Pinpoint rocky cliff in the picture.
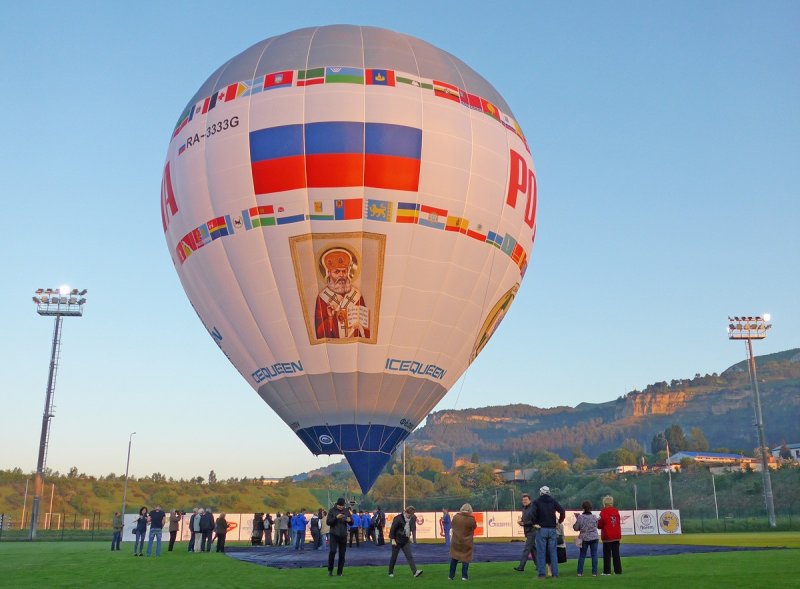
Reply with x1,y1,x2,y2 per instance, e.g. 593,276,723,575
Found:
411,349,800,464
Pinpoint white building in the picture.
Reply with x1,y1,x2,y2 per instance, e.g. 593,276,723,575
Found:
772,443,800,462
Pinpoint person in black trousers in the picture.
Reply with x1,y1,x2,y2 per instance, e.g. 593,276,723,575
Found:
388,506,423,577
326,498,352,576
514,493,537,572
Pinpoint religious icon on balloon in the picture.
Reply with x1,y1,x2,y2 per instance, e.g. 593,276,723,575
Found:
290,232,385,345
471,284,519,362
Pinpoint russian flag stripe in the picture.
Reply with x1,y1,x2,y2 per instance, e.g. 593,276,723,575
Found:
306,122,364,155
364,155,420,191
251,156,306,194
306,154,364,187
365,123,422,159
250,125,304,161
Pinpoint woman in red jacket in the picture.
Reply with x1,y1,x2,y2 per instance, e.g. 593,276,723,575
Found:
597,495,622,575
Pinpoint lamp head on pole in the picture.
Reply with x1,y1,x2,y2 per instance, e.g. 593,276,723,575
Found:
727,314,772,340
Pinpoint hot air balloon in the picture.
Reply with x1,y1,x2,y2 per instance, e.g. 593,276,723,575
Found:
162,25,537,493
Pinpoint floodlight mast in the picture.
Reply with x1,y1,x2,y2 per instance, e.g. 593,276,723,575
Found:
29,288,87,539
727,315,776,528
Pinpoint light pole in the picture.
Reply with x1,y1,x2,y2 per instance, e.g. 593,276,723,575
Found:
711,473,719,520
122,432,136,516
402,441,406,510
728,314,776,528
30,286,87,539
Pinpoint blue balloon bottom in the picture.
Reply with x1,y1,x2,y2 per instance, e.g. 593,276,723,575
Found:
296,424,411,493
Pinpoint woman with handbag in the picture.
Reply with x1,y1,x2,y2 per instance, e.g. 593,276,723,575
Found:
573,500,599,576
133,506,148,556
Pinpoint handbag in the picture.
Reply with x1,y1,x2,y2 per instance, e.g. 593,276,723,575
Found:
575,536,582,548
557,546,567,564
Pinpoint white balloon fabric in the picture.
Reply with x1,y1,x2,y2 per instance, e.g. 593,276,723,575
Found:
162,25,537,492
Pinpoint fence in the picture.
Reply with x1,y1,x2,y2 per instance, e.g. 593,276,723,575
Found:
0,511,108,541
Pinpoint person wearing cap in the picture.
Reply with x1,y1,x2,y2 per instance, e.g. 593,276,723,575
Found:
532,486,566,579
314,247,371,339
326,498,352,576
388,506,423,578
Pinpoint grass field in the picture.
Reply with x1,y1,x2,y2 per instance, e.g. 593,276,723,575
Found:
1,535,798,589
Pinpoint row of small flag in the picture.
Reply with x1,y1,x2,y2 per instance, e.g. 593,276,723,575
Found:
171,66,528,149
175,197,528,274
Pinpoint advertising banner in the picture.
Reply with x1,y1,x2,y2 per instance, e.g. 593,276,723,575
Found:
619,510,635,536
656,510,682,534
119,508,680,542
633,510,659,535
485,511,514,538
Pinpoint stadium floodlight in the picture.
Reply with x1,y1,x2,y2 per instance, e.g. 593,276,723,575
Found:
727,313,776,528
29,287,88,539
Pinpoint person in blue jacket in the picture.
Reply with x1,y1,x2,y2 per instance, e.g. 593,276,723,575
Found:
360,510,370,543
440,508,452,545
349,510,361,547
293,509,308,550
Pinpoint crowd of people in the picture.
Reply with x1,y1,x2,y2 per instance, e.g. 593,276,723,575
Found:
111,488,623,579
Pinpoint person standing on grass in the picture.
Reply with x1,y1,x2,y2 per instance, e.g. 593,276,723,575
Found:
201,508,215,552
573,501,599,577
146,505,166,557
310,509,321,549
532,486,566,579
293,509,308,550
215,512,229,553
168,509,181,551
280,512,291,546
374,506,386,545
264,513,274,546
388,506,424,578
348,509,361,547
326,498,352,576
597,495,623,575
111,512,123,551
439,508,451,546
320,509,330,548
448,503,477,581
133,506,148,556
193,508,204,552
514,493,537,572
273,512,282,545
187,508,199,552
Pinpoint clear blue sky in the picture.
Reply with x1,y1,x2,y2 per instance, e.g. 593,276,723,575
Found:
1,1,797,481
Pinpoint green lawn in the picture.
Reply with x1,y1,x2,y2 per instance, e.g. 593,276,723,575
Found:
0,538,798,589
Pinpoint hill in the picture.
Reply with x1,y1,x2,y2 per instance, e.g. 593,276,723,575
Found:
410,349,800,466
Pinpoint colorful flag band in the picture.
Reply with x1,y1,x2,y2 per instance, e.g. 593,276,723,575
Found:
174,196,529,277
172,66,528,150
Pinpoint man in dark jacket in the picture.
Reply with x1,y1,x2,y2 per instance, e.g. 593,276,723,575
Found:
532,486,566,579
514,493,537,572
200,508,214,552
310,509,321,549
215,513,228,553
187,508,198,552
374,506,386,545
326,498,352,576
388,506,423,577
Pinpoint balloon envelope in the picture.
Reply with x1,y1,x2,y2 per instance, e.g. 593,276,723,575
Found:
162,25,537,492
